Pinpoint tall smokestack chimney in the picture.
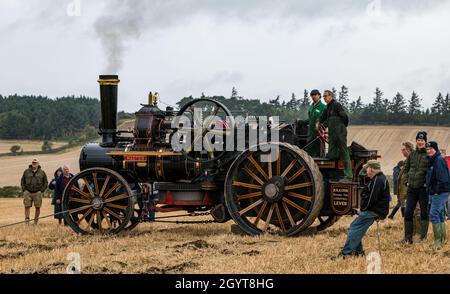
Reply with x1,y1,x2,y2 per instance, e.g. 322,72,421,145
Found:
98,75,120,144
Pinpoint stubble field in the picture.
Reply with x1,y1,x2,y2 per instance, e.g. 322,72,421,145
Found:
0,198,449,274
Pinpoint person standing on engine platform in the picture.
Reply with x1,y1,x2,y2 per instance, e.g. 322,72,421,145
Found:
402,131,429,244
320,90,353,180
300,89,326,158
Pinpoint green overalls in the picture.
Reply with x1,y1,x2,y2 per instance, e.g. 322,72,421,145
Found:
321,100,353,179
303,100,326,158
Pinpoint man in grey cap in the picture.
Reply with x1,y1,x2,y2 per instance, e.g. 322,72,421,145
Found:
21,158,48,225
335,160,390,258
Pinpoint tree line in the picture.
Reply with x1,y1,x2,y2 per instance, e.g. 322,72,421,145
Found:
178,86,450,126
1,85,448,141
0,95,101,140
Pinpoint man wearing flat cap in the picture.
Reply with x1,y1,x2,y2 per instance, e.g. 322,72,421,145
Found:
425,141,449,250
402,131,429,244
21,158,48,225
336,160,390,258
320,90,353,180
300,89,326,158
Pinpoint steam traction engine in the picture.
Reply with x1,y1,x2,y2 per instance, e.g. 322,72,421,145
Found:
62,75,378,236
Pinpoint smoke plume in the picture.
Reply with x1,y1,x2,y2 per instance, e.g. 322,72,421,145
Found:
94,1,147,73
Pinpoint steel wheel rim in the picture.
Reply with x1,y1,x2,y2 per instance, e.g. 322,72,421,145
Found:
225,144,318,236
62,168,134,235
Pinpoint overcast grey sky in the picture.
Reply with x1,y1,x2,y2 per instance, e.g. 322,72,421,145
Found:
1,0,450,112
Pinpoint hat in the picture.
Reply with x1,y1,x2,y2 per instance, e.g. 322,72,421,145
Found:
426,141,438,151
362,160,381,172
310,89,321,96
31,158,39,164
416,131,427,142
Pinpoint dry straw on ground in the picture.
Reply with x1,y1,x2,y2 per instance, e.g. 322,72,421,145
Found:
0,198,449,274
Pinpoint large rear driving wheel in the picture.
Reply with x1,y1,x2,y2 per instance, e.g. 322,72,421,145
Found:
225,143,324,236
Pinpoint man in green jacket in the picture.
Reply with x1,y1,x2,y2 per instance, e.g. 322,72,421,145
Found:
301,89,326,158
21,158,48,225
320,90,353,180
402,131,429,243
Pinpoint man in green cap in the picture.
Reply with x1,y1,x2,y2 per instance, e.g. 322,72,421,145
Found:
320,90,353,180
301,89,326,158
336,160,390,258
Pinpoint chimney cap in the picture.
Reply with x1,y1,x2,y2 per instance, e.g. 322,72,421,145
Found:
99,75,119,80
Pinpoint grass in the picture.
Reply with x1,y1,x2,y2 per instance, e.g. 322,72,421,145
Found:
0,198,449,274
0,140,68,154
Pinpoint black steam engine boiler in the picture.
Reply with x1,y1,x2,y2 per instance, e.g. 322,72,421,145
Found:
62,75,378,236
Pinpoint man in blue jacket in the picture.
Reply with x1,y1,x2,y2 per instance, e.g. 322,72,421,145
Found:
336,160,390,258
426,142,450,250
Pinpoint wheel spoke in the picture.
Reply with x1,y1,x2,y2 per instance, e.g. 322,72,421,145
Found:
93,173,99,195
285,182,313,191
103,182,122,199
281,160,297,178
276,150,281,176
103,193,130,204
190,106,203,128
232,181,262,190
203,137,215,159
263,204,275,231
248,155,269,180
69,198,90,204
76,208,93,225
239,199,264,216
288,167,305,183
105,203,128,210
283,197,309,215
82,177,96,198
238,191,263,200
243,166,265,185
103,207,124,221
68,204,92,215
97,211,103,232
71,186,90,199
274,203,286,233
99,175,111,197
253,201,268,227
85,213,95,232
187,133,203,153
282,201,296,227
287,192,312,202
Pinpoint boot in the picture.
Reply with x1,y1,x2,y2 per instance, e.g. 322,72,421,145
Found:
401,207,405,218
419,220,429,241
403,221,414,244
441,222,447,245
432,223,442,251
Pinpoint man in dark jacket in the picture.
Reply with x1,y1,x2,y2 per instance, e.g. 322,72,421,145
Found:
320,90,352,180
337,160,390,257
21,158,48,225
426,142,450,250
403,131,429,243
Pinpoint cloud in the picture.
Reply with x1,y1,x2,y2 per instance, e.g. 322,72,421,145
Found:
1,0,450,111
